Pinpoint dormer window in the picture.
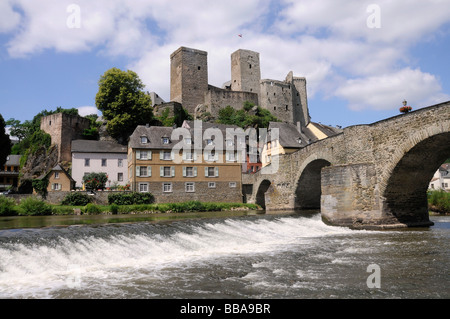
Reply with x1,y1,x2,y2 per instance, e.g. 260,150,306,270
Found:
140,136,148,144
162,137,170,144
206,139,213,145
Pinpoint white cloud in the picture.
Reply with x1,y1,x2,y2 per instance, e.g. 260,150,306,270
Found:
2,0,450,114
0,0,21,33
335,68,450,111
77,106,99,117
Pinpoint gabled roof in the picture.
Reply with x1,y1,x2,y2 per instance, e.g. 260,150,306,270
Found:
37,164,75,182
71,140,127,153
128,125,181,150
267,121,342,149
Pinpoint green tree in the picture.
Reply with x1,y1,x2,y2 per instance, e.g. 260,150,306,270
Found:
95,68,153,141
216,102,278,129
0,114,11,168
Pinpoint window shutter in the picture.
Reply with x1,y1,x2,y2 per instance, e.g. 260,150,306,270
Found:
182,151,186,161
193,167,197,177
215,152,219,161
136,150,141,160
171,166,175,177
136,166,140,177
147,166,152,177
226,152,229,161
160,151,163,160
215,167,219,177
160,166,164,177
148,151,152,160
183,167,186,177
194,151,198,161
205,167,208,177
171,151,175,160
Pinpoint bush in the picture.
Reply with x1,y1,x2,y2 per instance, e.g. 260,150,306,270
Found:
84,203,102,215
108,192,155,205
428,190,450,214
0,196,18,216
110,203,119,215
62,192,92,206
19,197,52,216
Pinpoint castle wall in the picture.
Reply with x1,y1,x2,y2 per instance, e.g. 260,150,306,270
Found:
205,85,259,118
260,79,294,123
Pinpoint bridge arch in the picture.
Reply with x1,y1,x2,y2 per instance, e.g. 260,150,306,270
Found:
381,130,450,225
255,179,272,209
294,159,332,209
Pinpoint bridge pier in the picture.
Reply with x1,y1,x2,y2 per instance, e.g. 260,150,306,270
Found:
321,163,433,229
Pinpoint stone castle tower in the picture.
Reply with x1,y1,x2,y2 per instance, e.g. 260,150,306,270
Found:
168,46,310,127
40,113,90,163
170,47,208,115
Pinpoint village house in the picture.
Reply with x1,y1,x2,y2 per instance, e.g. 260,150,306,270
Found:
127,122,243,203
0,155,21,192
37,164,75,192
71,139,128,189
429,163,450,191
261,121,342,167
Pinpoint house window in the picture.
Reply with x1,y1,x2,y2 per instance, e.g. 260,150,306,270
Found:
54,172,59,179
138,150,151,160
52,183,61,191
118,172,123,182
206,167,218,177
163,182,172,193
185,167,194,177
208,182,216,188
84,158,90,167
140,136,148,144
206,139,213,145
185,137,192,145
118,159,123,167
184,151,193,161
140,166,148,177
102,158,107,167
162,137,170,144
161,166,174,177
229,182,237,188
185,182,195,192
207,151,216,161
163,151,171,160
139,183,149,193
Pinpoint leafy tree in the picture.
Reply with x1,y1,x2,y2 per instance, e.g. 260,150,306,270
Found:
0,114,11,168
95,68,153,141
216,102,278,129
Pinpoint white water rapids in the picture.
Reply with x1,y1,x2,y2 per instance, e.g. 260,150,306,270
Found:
0,213,448,298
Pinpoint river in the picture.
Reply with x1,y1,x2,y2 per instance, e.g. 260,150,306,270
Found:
0,211,448,299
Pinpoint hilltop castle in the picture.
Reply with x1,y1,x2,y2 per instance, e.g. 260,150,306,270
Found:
154,47,310,127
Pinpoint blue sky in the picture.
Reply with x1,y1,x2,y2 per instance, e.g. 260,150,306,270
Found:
1,0,449,130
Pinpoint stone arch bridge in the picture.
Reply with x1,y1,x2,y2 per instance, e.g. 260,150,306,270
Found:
242,101,450,229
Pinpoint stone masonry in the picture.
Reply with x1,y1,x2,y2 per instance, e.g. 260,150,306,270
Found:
243,101,450,229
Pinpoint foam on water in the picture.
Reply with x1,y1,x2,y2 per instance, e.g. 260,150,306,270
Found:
0,214,358,297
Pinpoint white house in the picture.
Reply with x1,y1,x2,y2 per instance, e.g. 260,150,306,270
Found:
71,140,128,189
429,163,450,191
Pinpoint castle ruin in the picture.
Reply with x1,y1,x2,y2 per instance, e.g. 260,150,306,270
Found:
155,46,310,127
